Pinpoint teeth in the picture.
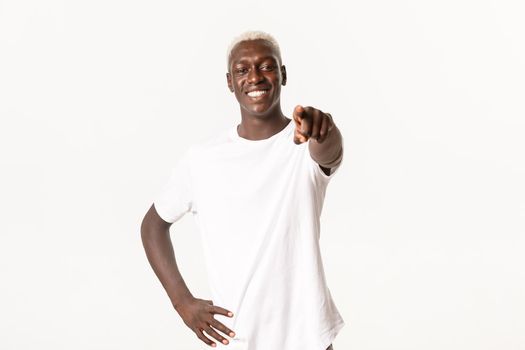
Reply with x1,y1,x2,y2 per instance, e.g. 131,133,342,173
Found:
247,90,268,97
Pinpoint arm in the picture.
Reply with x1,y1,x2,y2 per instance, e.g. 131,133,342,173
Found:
309,119,343,174
140,204,236,347
140,204,193,310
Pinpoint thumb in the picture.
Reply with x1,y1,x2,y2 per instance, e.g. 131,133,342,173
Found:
293,105,305,123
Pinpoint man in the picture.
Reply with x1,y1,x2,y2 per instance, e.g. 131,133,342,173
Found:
141,31,345,350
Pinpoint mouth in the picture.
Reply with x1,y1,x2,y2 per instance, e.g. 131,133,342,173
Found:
245,89,270,98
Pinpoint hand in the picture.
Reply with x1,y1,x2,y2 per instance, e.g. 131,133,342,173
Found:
292,105,334,144
175,296,236,347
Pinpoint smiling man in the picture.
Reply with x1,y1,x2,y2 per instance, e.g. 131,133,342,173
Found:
141,31,345,350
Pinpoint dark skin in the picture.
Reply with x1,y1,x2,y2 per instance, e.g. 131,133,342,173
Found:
141,206,235,347
141,39,342,348
226,39,343,174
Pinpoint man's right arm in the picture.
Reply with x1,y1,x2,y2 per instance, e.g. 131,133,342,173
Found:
140,203,193,309
140,204,236,347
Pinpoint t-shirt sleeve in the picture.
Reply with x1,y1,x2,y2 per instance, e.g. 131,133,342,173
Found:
153,149,194,224
305,137,344,186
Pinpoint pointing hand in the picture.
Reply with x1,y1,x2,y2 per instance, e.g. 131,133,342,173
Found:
292,105,334,144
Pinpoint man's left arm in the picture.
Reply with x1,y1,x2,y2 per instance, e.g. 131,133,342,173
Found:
292,105,343,176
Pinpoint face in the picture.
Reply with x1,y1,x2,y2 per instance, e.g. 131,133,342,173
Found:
226,39,287,117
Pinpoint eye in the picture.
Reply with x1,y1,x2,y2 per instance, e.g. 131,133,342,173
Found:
260,64,275,71
235,67,248,75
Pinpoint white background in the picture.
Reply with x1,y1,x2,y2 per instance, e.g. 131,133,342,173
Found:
1,0,524,349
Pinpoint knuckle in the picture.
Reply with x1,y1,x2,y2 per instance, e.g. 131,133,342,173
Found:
213,321,225,330
218,324,228,332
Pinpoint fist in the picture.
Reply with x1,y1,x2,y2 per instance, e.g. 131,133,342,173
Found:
292,105,334,144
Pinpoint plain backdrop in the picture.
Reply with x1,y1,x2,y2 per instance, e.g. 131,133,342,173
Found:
1,0,524,349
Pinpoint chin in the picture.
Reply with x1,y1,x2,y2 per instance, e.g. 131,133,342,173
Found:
243,105,273,117
241,99,280,117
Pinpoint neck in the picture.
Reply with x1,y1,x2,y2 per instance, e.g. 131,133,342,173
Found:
237,104,290,141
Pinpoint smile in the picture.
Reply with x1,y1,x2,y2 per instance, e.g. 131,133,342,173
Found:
246,90,269,98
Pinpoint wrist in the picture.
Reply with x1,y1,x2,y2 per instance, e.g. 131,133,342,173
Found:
172,291,194,312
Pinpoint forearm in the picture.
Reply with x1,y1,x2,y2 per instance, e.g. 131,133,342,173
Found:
308,123,343,168
141,210,193,310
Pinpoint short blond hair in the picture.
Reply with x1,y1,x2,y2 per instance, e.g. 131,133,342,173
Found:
226,30,282,70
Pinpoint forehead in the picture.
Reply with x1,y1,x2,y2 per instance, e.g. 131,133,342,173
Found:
229,39,280,65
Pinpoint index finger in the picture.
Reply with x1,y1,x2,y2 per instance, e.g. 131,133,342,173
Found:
209,304,234,318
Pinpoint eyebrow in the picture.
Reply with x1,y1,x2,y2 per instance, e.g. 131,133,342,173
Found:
233,56,277,65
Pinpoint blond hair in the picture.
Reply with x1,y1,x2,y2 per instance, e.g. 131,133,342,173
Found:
226,30,282,70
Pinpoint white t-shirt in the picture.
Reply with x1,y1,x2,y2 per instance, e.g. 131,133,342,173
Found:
154,119,345,350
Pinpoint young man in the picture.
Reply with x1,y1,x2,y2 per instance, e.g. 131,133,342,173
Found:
141,31,345,350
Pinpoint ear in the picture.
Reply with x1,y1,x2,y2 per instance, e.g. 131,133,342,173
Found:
281,65,287,86
226,72,234,92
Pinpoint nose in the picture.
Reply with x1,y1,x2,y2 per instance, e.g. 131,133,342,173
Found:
247,67,263,84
